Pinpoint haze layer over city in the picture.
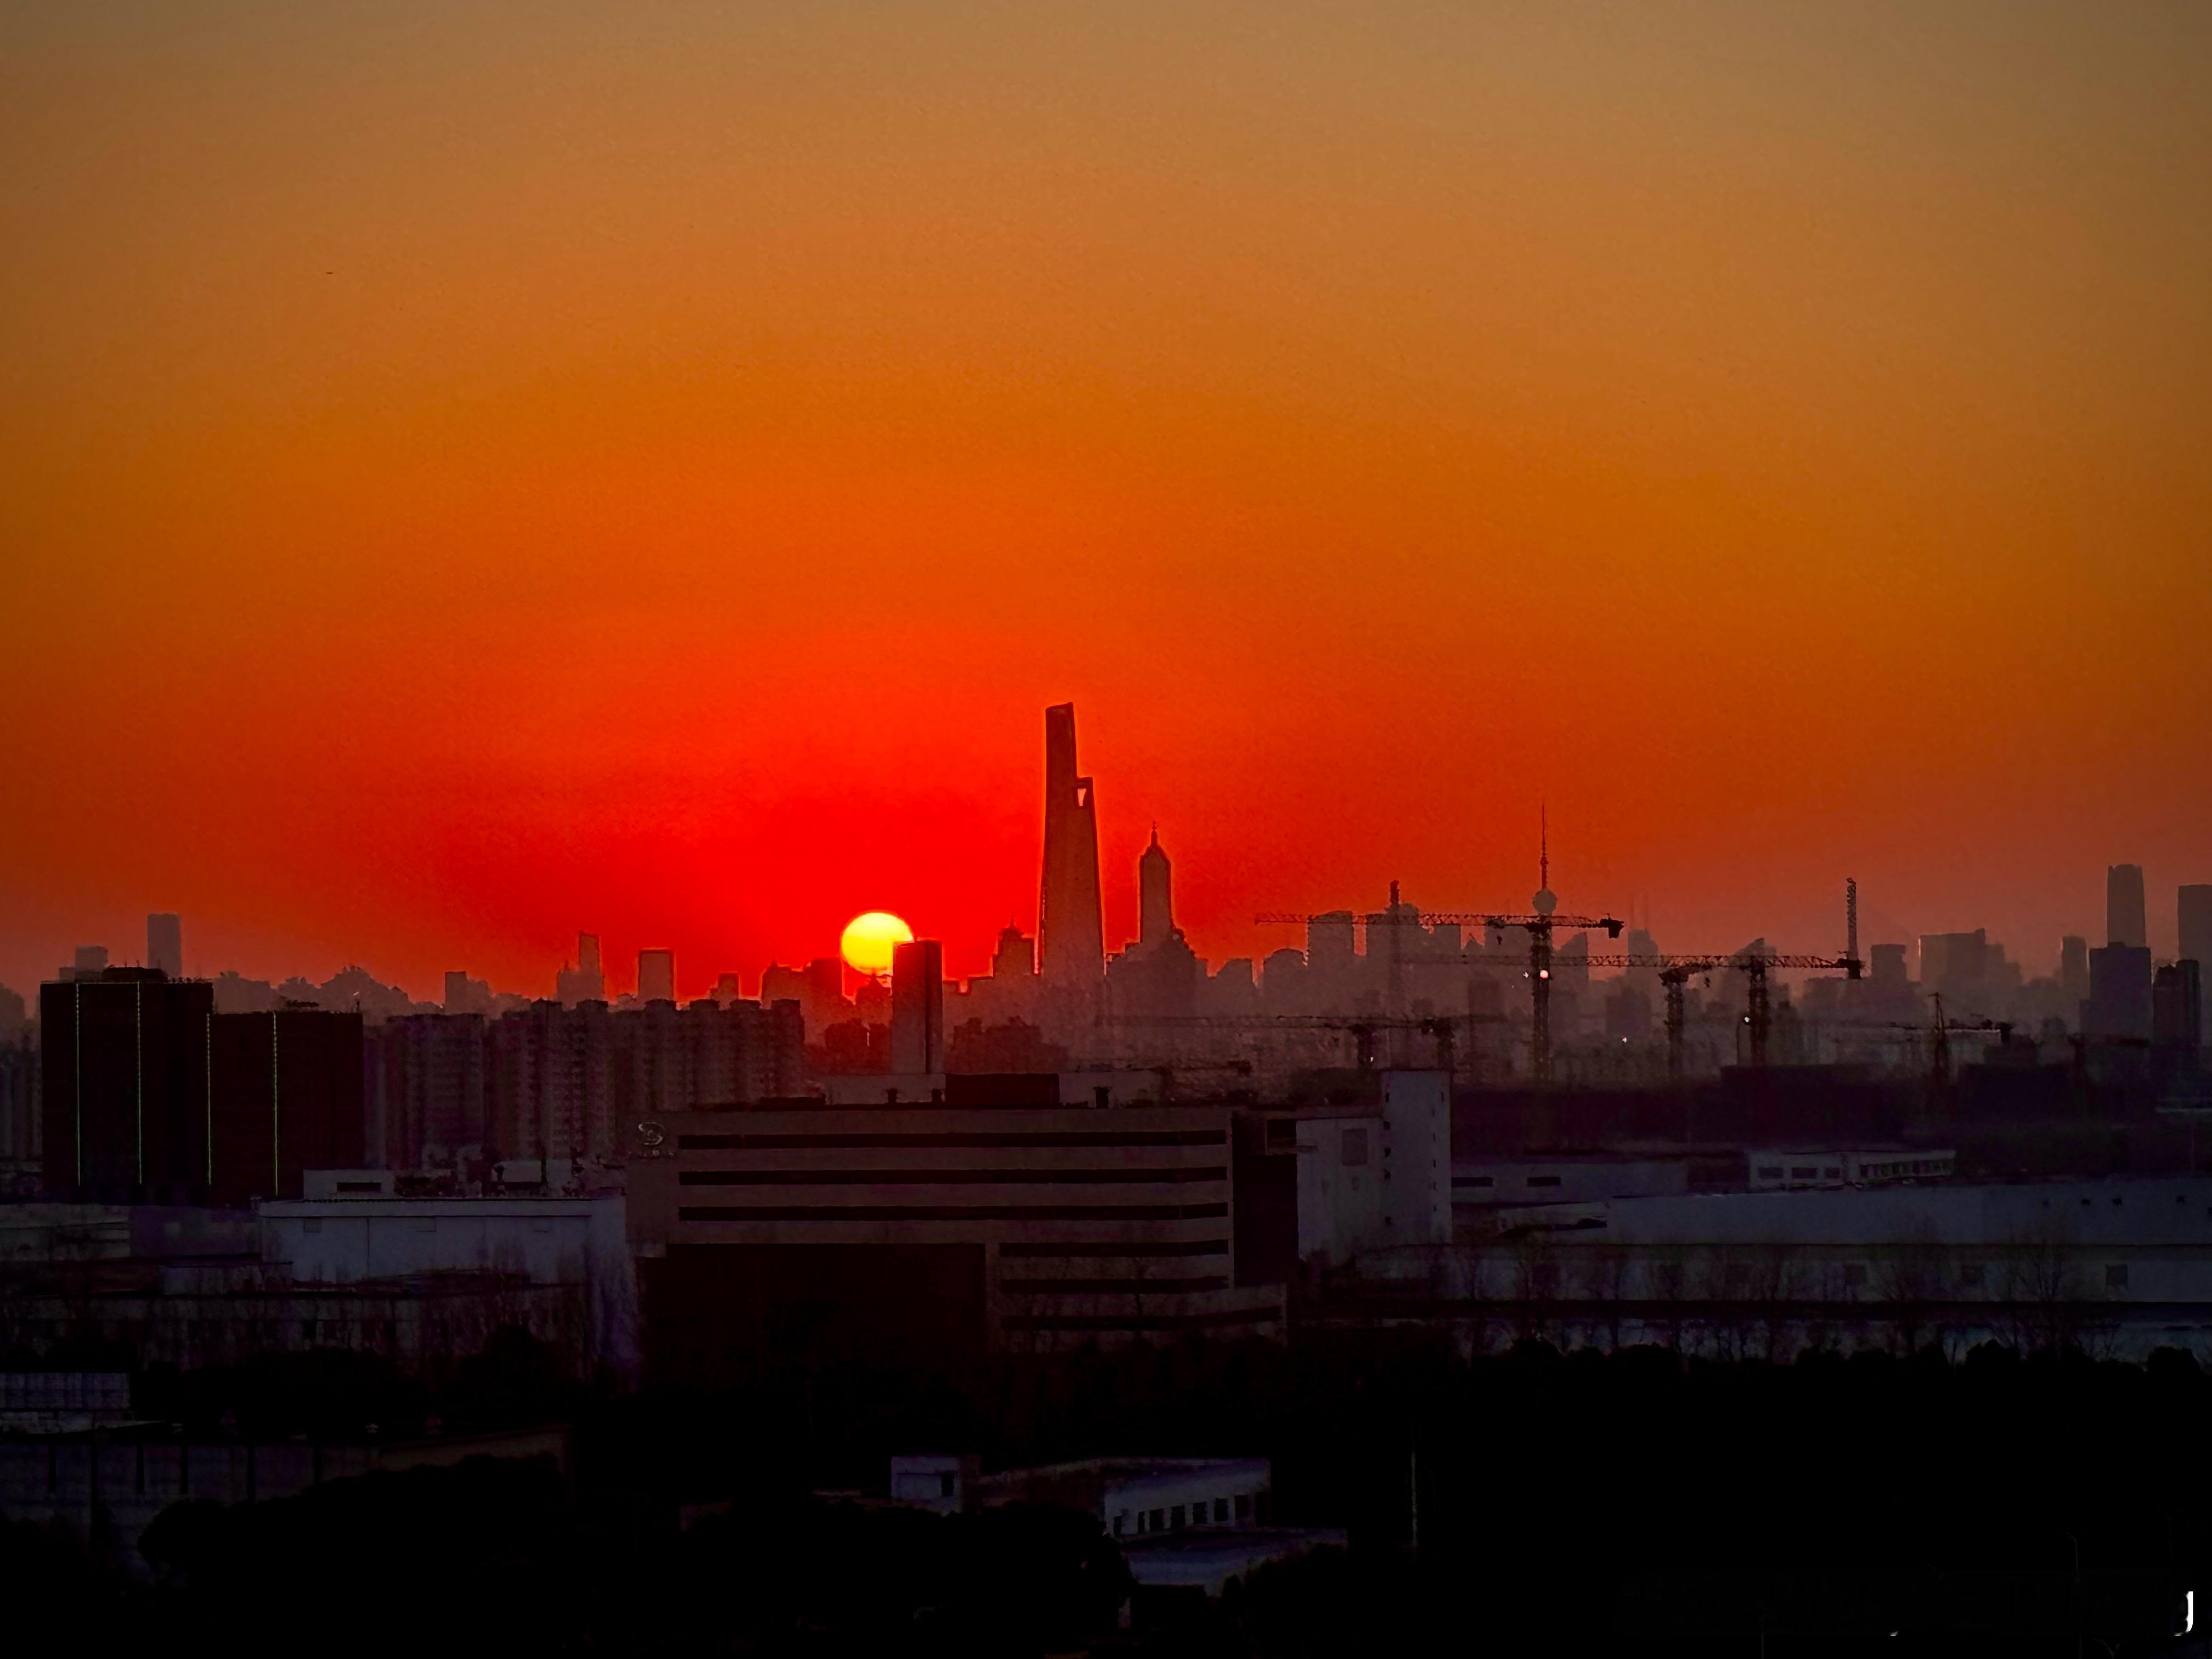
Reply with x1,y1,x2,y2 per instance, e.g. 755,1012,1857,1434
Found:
5,5,2209,1005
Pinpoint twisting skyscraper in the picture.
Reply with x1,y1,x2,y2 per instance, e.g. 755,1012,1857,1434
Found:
1037,703,1104,996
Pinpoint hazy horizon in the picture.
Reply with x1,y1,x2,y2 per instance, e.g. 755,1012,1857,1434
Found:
5,3,2208,1001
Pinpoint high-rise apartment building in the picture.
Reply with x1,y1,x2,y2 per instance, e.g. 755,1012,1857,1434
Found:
368,1013,489,1168
40,970,363,1204
639,949,676,1005
207,1007,365,1204
373,997,804,1172
40,969,214,1201
2181,885,2212,1033
2153,962,2204,1054
146,913,183,978
1037,703,1104,994
2108,864,2148,948
1918,930,1990,1004
556,931,607,1006
2059,936,2091,1008
890,939,946,1075
443,970,493,1015
2182,886,2212,966
2085,944,2153,1042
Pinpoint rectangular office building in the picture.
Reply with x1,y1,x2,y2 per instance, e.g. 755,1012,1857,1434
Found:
628,1093,1283,1375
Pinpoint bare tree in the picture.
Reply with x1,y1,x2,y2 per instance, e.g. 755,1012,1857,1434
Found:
1575,1246,1632,1353
1873,1220,1950,1356
1747,1240,1803,1363
1996,1212,2091,1355
1645,1251,1691,1353
1692,1245,1752,1362
1508,1230,1561,1346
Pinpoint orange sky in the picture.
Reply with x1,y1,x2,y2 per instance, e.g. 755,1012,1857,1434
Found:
4,2,2209,1001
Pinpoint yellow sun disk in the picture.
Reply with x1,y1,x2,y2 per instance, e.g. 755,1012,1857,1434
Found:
840,911,913,977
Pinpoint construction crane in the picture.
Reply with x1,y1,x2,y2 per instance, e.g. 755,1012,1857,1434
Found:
1458,949,1863,1079
1259,904,1627,1086
1917,994,2013,1090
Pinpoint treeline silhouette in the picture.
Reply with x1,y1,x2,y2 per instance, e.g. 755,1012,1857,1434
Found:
5,1330,2206,1653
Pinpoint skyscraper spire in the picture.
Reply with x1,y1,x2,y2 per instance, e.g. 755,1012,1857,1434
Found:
1139,825,1173,949
1533,801,1556,915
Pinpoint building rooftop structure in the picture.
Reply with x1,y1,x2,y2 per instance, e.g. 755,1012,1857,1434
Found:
1121,1526,1349,1601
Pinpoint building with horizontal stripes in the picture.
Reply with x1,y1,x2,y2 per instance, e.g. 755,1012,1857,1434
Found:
627,1087,1284,1370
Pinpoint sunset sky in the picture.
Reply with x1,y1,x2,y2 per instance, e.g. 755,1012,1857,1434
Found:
4,2,2209,1002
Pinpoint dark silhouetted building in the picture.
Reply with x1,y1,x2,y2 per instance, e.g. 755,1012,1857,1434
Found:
2108,863,2147,948
146,913,182,978
1139,826,1173,947
1918,930,1989,1005
491,998,613,1168
208,1007,366,1204
368,1012,488,1169
994,924,1036,981
556,931,606,1006
1038,702,1104,1000
2060,935,2091,1010
40,969,215,1201
443,969,493,1015
2154,961,2203,1054
1110,830,1203,1021
639,949,676,1005
2085,944,2153,1042
0,1029,35,1171
373,997,804,1171
627,1092,1281,1377
890,939,946,1075
2182,886,2212,1034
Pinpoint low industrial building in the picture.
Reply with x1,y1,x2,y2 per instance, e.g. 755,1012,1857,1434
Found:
1745,1147,1957,1190
1453,1154,1691,1217
627,1084,1285,1370
0,1189,633,1378
1122,1526,1350,1601
1324,1175,2212,1361
969,1455,1273,1541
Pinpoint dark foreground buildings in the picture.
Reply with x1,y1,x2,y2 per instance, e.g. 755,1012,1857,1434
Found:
39,969,362,1204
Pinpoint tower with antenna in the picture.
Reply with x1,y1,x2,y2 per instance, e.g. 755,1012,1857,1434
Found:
1532,803,1555,916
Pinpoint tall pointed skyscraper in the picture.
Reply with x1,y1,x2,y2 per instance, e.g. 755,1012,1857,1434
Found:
1038,702,1104,992
1139,825,1173,949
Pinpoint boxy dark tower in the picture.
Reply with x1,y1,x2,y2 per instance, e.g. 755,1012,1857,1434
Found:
210,1007,365,1204
41,968,215,1202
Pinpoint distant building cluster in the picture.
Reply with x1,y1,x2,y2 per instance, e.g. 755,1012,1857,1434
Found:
0,701,2207,1398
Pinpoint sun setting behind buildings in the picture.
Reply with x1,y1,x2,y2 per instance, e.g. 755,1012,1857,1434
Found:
3,3,2210,1649
838,910,913,979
